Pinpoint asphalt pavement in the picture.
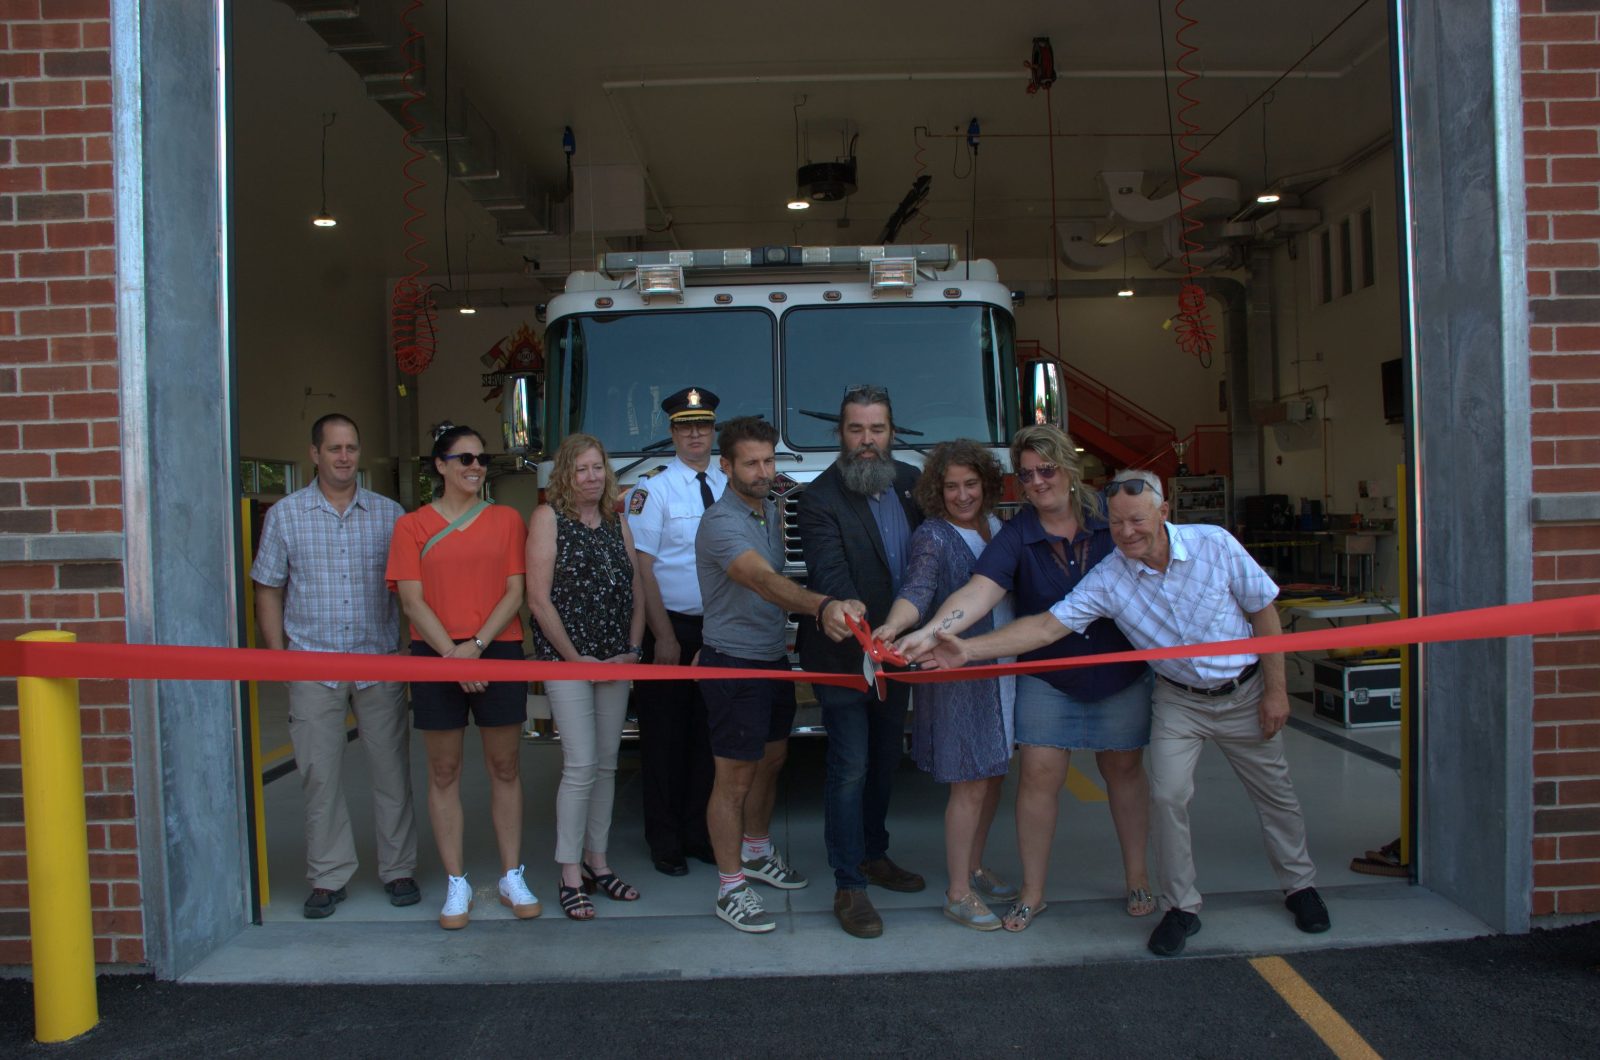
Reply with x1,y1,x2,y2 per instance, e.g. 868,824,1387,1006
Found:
2,922,1597,1057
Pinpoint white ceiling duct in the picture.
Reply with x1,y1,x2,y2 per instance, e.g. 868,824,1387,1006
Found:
1058,221,1126,272
1101,170,1241,225
1141,215,1235,273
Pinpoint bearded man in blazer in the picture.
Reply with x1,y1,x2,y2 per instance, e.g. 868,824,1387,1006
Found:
796,384,927,939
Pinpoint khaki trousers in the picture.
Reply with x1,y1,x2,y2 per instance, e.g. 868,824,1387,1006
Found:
1149,672,1316,913
547,679,632,864
287,680,417,889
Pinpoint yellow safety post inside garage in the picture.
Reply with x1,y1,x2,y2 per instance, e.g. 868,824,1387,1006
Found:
18,629,99,1043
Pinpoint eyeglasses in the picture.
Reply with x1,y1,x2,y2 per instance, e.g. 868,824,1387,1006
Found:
1016,464,1059,484
1106,477,1161,498
442,452,491,467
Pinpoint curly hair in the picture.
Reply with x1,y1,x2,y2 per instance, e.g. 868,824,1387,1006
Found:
545,433,620,523
913,439,1004,520
1009,424,1103,526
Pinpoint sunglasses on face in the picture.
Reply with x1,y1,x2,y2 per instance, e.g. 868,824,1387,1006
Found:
442,452,491,467
1105,478,1159,498
1016,464,1059,484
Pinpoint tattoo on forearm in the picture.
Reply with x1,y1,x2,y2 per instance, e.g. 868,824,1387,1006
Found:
937,609,964,632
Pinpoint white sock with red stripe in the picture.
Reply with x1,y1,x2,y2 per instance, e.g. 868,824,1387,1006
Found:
718,872,745,898
741,834,772,861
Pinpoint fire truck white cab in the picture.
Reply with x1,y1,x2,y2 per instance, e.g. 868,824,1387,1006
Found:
503,244,1064,572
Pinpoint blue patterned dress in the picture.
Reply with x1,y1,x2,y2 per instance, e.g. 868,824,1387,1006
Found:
897,516,1015,783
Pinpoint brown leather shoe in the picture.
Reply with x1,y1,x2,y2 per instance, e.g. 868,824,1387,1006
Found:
833,888,883,938
860,856,925,893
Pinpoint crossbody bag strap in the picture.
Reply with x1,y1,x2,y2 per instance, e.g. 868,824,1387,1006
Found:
421,500,489,559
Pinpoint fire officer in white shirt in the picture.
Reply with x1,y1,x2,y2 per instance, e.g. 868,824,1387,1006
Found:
625,386,727,876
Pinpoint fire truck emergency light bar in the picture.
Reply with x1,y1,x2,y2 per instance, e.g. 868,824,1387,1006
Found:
601,244,958,276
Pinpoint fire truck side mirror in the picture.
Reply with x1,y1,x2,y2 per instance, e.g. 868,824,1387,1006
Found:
1023,360,1065,428
503,371,543,458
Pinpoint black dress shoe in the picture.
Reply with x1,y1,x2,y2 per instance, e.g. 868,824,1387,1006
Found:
652,854,688,877
1285,886,1331,933
684,843,718,865
1147,908,1200,956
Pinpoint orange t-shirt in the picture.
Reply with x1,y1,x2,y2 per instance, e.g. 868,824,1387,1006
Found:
386,503,528,642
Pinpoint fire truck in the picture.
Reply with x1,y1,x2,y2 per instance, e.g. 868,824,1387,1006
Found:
502,244,1064,574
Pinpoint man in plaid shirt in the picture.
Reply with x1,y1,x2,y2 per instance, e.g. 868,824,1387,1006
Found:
251,413,419,918
911,468,1329,958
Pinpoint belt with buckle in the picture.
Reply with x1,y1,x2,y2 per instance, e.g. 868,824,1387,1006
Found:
1159,661,1260,698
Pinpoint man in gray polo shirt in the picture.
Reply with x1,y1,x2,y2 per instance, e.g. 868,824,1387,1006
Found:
695,416,864,933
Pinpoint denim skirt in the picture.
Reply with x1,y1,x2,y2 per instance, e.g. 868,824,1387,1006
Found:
1014,670,1154,751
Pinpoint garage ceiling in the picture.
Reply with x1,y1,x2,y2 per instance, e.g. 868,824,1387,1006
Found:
257,0,1392,280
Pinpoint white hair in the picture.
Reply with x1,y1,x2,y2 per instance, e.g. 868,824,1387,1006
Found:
1109,468,1165,501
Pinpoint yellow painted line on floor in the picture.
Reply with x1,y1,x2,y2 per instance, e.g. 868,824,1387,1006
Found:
1064,764,1107,802
1250,956,1381,1060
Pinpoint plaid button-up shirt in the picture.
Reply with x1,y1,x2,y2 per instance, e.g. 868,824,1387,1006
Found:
250,482,405,688
1048,522,1279,688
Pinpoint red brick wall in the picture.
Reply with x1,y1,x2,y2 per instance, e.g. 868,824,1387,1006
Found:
0,0,141,964
1523,0,1600,919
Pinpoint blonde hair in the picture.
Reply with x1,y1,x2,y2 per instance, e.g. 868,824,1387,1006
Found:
546,433,620,523
1009,424,1103,526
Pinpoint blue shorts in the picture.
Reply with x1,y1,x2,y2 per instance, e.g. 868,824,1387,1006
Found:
409,640,528,730
698,646,798,762
1014,670,1153,751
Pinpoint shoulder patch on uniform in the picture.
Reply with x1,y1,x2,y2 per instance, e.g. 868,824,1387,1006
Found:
628,488,649,515
637,463,670,480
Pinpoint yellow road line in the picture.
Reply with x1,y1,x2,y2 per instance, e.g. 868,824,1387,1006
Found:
1250,956,1381,1060
1064,764,1107,802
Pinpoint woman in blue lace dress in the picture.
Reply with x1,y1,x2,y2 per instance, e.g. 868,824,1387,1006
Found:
876,440,1015,931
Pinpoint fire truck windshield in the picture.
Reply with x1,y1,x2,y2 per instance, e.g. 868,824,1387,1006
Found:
551,308,776,455
781,303,1012,450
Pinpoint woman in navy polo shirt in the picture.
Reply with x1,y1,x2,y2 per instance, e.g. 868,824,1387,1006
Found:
897,425,1154,931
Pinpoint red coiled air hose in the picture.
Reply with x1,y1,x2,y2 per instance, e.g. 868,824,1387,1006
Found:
390,0,436,376
1170,0,1215,368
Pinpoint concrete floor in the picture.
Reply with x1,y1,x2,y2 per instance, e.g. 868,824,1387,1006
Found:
184,663,1485,984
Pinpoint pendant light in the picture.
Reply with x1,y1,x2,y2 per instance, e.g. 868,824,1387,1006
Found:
1255,93,1280,205
312,112,337,228
1117,234,1134,298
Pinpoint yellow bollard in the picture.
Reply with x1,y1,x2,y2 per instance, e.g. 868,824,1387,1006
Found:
18,629,99,1042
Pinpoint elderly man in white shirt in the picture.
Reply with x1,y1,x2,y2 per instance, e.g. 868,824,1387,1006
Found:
908,468,1328,957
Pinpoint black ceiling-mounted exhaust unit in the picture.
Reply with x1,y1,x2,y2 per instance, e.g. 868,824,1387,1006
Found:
797,159,857,202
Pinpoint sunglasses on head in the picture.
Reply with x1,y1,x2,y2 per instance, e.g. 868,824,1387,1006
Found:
1105,477,1159,498
1016,463,1059,484
843,383,891,403
442,452,491,467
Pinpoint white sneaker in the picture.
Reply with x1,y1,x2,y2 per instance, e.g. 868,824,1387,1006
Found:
439,874,472,930
498,865,542,919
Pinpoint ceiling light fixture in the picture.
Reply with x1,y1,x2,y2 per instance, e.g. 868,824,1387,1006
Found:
1255,92,1279,206
459,232,476,314
312,112,337,228
786,197,811,211
1117,233,1134,297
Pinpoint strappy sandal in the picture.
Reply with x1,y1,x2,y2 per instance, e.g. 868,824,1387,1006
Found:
559,884,595,921
1126,887,1157,918
1002,900,1048,933
582,862,640,901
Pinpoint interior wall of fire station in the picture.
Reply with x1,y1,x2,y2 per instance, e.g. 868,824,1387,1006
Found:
131,0,1534,978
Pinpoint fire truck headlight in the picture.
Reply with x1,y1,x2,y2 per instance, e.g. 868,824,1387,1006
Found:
636,264,686,304
869,258,917,295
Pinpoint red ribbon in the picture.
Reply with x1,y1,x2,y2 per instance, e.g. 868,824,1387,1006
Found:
1,594,1595,690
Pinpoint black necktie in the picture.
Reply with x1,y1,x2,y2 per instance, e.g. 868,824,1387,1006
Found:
696,471,714,510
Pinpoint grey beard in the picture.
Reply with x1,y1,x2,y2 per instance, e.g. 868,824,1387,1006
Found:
838,452,897,496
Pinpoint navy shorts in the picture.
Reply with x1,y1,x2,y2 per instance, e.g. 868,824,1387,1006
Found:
698,645,798,761
409,640,528,730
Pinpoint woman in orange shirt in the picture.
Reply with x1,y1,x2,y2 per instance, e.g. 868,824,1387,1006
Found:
386,423,537,931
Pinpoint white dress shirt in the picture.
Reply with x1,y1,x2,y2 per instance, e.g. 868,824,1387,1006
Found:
625,456,727,615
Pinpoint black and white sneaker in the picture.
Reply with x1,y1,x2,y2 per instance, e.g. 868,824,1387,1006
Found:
742,849,808,890
715,884,776,933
